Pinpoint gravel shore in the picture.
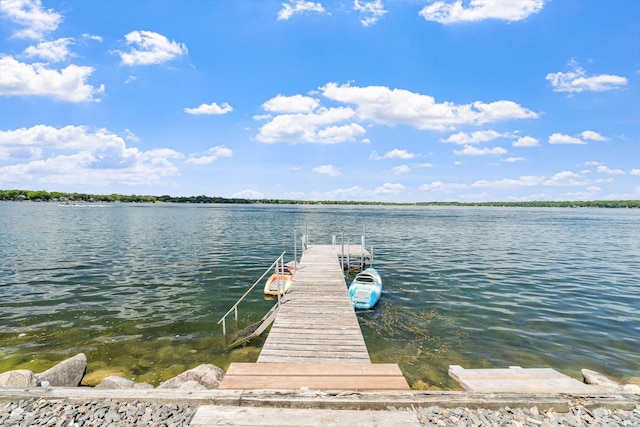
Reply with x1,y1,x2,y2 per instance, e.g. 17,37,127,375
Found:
412,405,640,427
0,398,196,426
1,398,639,426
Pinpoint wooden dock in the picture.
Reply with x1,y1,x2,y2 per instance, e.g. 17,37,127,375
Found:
220,244,410,391
448,365,598,394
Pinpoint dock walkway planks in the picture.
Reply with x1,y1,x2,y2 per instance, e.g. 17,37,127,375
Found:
219,243,410,391
257,244,370,364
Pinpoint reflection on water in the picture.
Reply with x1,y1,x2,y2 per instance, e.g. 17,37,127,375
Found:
1,203,639,388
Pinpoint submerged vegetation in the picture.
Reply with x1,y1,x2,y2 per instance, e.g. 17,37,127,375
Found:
0,189,638,208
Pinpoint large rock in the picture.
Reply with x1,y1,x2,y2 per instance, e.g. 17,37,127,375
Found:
0,370,37,387
158,364,224,390
36,353,87,387
582,368,620,389
95,375,135,389
582,369,640,394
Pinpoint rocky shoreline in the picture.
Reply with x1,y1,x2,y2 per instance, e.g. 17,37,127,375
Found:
0,354,225,392
1,398,639,426
2,353,639,426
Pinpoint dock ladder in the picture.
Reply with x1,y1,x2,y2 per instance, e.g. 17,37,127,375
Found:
217,251,288,349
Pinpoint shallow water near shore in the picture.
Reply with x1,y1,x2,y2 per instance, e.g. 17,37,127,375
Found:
1,202,638,388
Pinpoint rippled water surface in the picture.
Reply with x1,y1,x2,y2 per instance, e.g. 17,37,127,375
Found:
1,203,638,388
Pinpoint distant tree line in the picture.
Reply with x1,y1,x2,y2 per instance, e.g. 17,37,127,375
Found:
0,189,638,208
414,200,640,208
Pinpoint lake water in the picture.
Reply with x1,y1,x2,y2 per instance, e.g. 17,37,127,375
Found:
1,202,638,389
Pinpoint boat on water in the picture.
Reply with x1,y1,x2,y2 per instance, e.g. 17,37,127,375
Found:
263,261,297,296
348,267,382,309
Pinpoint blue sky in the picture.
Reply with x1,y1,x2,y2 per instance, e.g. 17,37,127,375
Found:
0,0,638,202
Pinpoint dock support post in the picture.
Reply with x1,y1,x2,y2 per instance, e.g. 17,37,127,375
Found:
347,238,350,272
341,232,345,272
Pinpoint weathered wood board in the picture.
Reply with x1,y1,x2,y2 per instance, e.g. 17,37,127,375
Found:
448,365,598,393
218,363,410,391
190,405,420,427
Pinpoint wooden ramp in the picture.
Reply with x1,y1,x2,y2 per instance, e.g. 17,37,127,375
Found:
219,244,409,391
219,363,409,390
448,365,598,393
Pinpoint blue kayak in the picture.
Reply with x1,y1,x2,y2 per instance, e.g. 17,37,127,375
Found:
348,267,382,309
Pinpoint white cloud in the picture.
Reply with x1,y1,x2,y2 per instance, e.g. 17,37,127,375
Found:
321,83,538,130
420,171,609,194
502,156,524,162
232,189,264,199
313,164,340,176
262,94,320,113
277,1,326,20
548,133,585,145
310,186,366,201
419,0,544,24
596,165,624,175
442,130,506,144
82,34,103,43
374,182,406,194
0,125,183,186
118,31,188,66
631,169,640,176
544,171,586,186
369,148,416,160
0,0,62,39
513,136,539,147
257,83,537,143
546,62,627,93
316,123,366,143
393,165,411,174
580,130,607,141
186,146,232,165
252,114,272,121
354,0,386,27
419,181,468,191
0,56,104,102
471,175,545,189
256,106,363,144
453,145,507,156
184,102,233,115
123,129,139,142
23,37,73,62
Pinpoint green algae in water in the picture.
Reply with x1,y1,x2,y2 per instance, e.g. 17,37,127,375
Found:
358,303,470,390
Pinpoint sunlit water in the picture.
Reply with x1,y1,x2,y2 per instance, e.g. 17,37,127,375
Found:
1,203,638,389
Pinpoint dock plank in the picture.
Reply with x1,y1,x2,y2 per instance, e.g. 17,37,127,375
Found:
219,363,410,391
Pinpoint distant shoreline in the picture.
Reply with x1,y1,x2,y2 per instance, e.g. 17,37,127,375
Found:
1,189,638,208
